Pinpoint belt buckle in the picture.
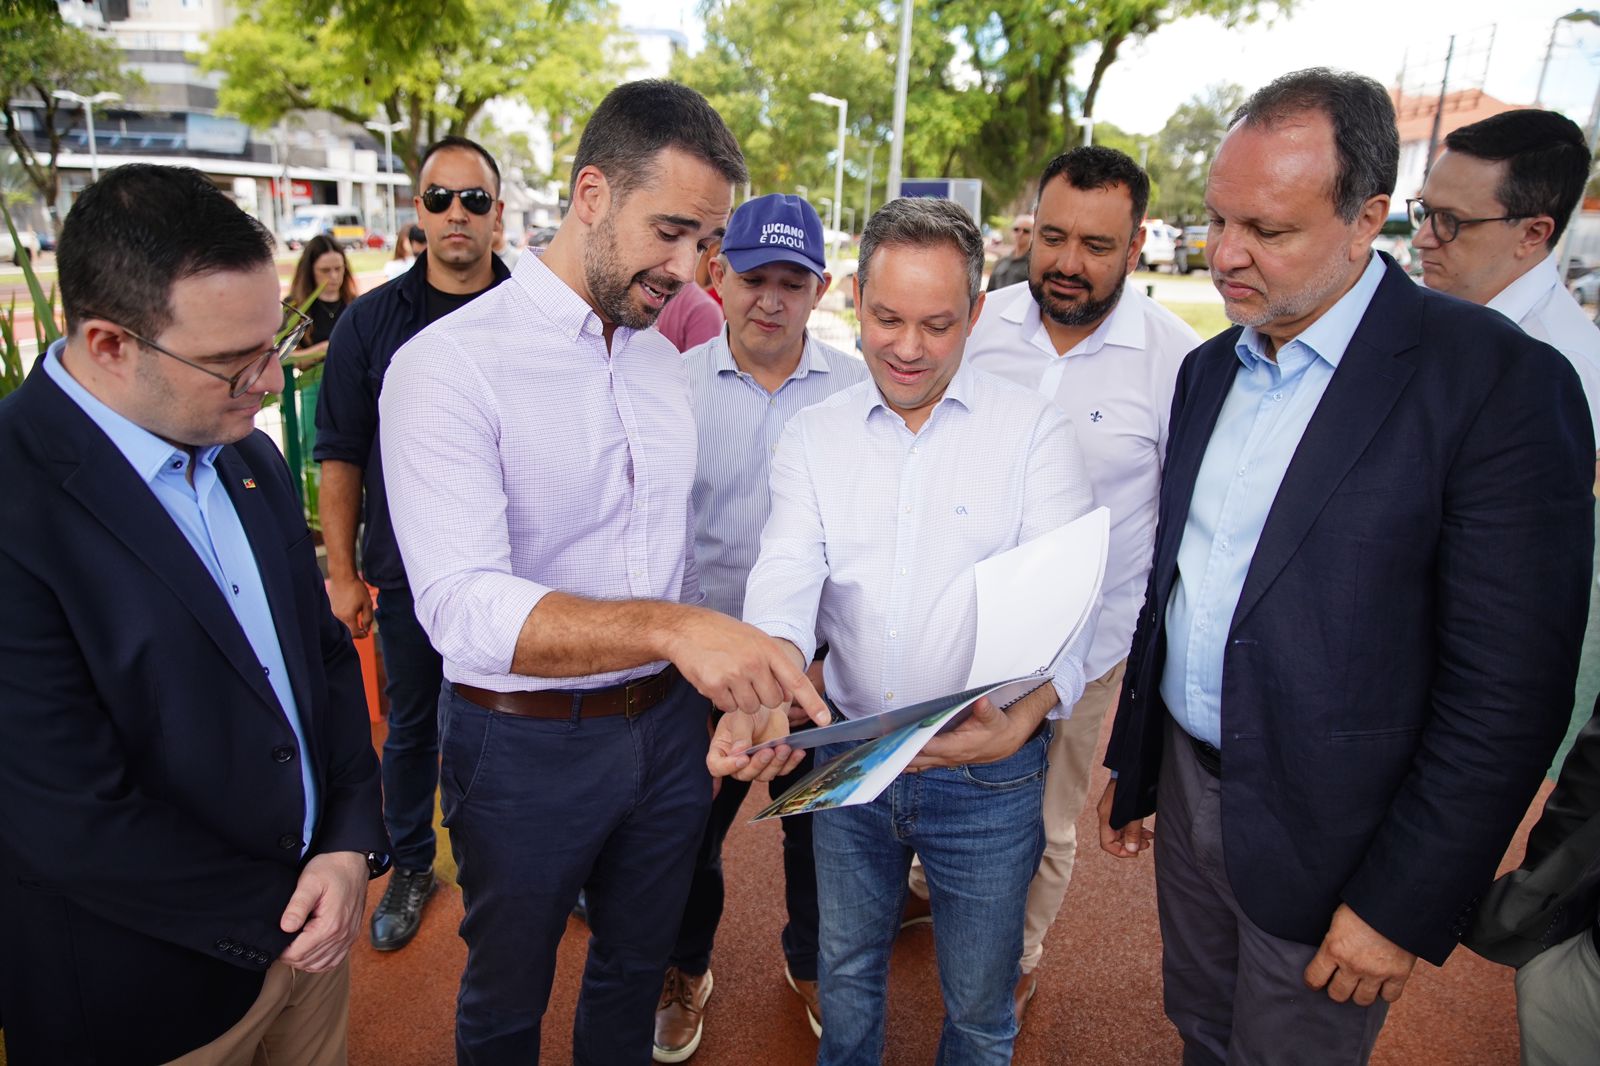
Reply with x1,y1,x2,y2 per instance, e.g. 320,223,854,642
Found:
623,678,645,719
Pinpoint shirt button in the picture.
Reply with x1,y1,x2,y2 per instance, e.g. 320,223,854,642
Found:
889,629,897,638
1237,467,1247,477
262,666,270,677
884,691,893,700
900,567,907,575
902,504,912,514
232,584,240,595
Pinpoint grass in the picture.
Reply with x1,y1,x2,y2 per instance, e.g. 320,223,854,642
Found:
1164,302,1232,340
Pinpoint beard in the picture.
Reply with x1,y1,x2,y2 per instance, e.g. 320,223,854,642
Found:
584,211,681,329
1214,252,1351,329
1030,270,1126,328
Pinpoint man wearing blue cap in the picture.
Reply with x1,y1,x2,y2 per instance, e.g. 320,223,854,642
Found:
653,194,868,1062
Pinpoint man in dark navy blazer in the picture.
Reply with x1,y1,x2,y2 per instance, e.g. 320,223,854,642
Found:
0,165,388,1065
1097,69,1594,1064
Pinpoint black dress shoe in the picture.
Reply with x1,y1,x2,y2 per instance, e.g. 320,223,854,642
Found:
370,866,436,951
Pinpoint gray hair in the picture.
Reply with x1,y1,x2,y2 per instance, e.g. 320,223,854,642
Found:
1231,67,1399,223
857,197,984,305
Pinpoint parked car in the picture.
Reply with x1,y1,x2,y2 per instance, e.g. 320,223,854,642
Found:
1177,224,1208,274
0,226,41,265
1138,220,1178,271
1564,254,1600,282
1571,269,1600,308
1371,209,1415,275
284,205,367,250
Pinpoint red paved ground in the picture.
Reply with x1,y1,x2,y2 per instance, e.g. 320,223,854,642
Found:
350,712,1533,1064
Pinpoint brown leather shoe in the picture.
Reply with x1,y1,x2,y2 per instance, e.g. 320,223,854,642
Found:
1013,970,1039,1024
899,890,933,930
785,965,822,1037
653,967,714,1063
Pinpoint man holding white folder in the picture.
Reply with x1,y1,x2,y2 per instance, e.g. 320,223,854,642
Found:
709,196,1096,1066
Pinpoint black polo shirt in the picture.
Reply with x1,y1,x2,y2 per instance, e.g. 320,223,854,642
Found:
313,251,512,590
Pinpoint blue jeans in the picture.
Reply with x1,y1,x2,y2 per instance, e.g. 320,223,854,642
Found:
812,729,1049,1066
439,678,713,1066
374,584,444,872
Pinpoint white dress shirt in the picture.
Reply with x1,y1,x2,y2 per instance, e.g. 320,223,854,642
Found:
1487,254,1600,444
966,281,1198,679
743,359,1097,721
380,251,700,691
686,329,869,620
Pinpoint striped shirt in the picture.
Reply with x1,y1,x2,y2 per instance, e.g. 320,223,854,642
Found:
686,328,869,619
379,251,700,692
743,358,1097,720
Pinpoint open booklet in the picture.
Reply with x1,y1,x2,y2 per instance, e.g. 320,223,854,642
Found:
750,506,1110,820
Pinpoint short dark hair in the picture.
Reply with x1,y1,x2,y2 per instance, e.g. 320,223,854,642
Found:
1444,109,1592,248
1036,146,1150,234
857,197,985,304
58,164,276,338
569,80,748,202
1231,67,1399,222
418,135,502,196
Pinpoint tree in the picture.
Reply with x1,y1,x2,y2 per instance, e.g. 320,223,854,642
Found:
0,10,139,217
677,0,1288,219
1146,82,1245,224
202,0,625,182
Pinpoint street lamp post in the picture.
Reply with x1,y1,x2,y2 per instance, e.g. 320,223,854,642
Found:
887,0,912,199
52,90,121,182
809,92,848,256
365,119,407,240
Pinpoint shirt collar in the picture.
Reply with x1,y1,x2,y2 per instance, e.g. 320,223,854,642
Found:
1001,281,1146,359
42,340,221,483
1234,252,1386,372
1486,254,1559,324
862,354,977,425
510,248,611,348
712,328,832,384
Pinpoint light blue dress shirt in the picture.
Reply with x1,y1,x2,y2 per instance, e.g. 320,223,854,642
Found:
684,328,869,619
1160,254,1386,748
44,342,318,850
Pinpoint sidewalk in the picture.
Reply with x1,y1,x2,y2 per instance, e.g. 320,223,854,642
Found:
345,707,1532,1065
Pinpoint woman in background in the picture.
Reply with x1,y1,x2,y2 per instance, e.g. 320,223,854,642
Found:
288,233,359,357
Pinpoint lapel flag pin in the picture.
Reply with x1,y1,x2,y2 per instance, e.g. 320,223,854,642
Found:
242,478,257,489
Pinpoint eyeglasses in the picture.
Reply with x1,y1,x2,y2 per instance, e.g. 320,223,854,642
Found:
1406,198,1528,245
420,185,495,216
121,302,312,398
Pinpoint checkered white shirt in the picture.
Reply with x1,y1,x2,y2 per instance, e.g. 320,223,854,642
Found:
380,252,700,691
742,358,1097,720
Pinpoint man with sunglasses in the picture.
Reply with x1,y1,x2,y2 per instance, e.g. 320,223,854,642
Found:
1411,109,1600,478
315,135,511,954
987,213,1033,291
0,164,388,1064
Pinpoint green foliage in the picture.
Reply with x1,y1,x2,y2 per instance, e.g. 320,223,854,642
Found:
1146,82,1246,225
676,0,1287,217
0,199,62,400
0,10,140,213
202,0,626,182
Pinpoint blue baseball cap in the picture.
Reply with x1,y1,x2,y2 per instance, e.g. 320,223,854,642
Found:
721,193,827,281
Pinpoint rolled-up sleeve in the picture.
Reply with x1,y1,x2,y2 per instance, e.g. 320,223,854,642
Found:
742,418,828,661
1021,405,1097,718
378,332,550,676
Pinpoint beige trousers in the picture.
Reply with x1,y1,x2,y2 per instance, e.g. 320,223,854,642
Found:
909,660,1125,973
165,958,351,1066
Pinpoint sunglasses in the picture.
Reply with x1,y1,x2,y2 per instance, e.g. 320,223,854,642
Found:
420,185,495,216
121,303,312,398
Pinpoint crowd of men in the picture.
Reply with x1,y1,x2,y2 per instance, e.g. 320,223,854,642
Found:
0,65,1598,1066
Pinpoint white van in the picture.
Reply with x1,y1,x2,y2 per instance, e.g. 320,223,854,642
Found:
1138,219,1178,271
284,206,366,251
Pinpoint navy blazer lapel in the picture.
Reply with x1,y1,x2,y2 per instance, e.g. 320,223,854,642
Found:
216,447,314,738
1229,260,1420,633
1157,335,1242,588
41,390,284,715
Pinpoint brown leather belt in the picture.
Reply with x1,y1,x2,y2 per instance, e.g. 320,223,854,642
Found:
454,665,681,721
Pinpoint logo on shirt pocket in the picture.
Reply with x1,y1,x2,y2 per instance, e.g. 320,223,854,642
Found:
955,505,968,516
